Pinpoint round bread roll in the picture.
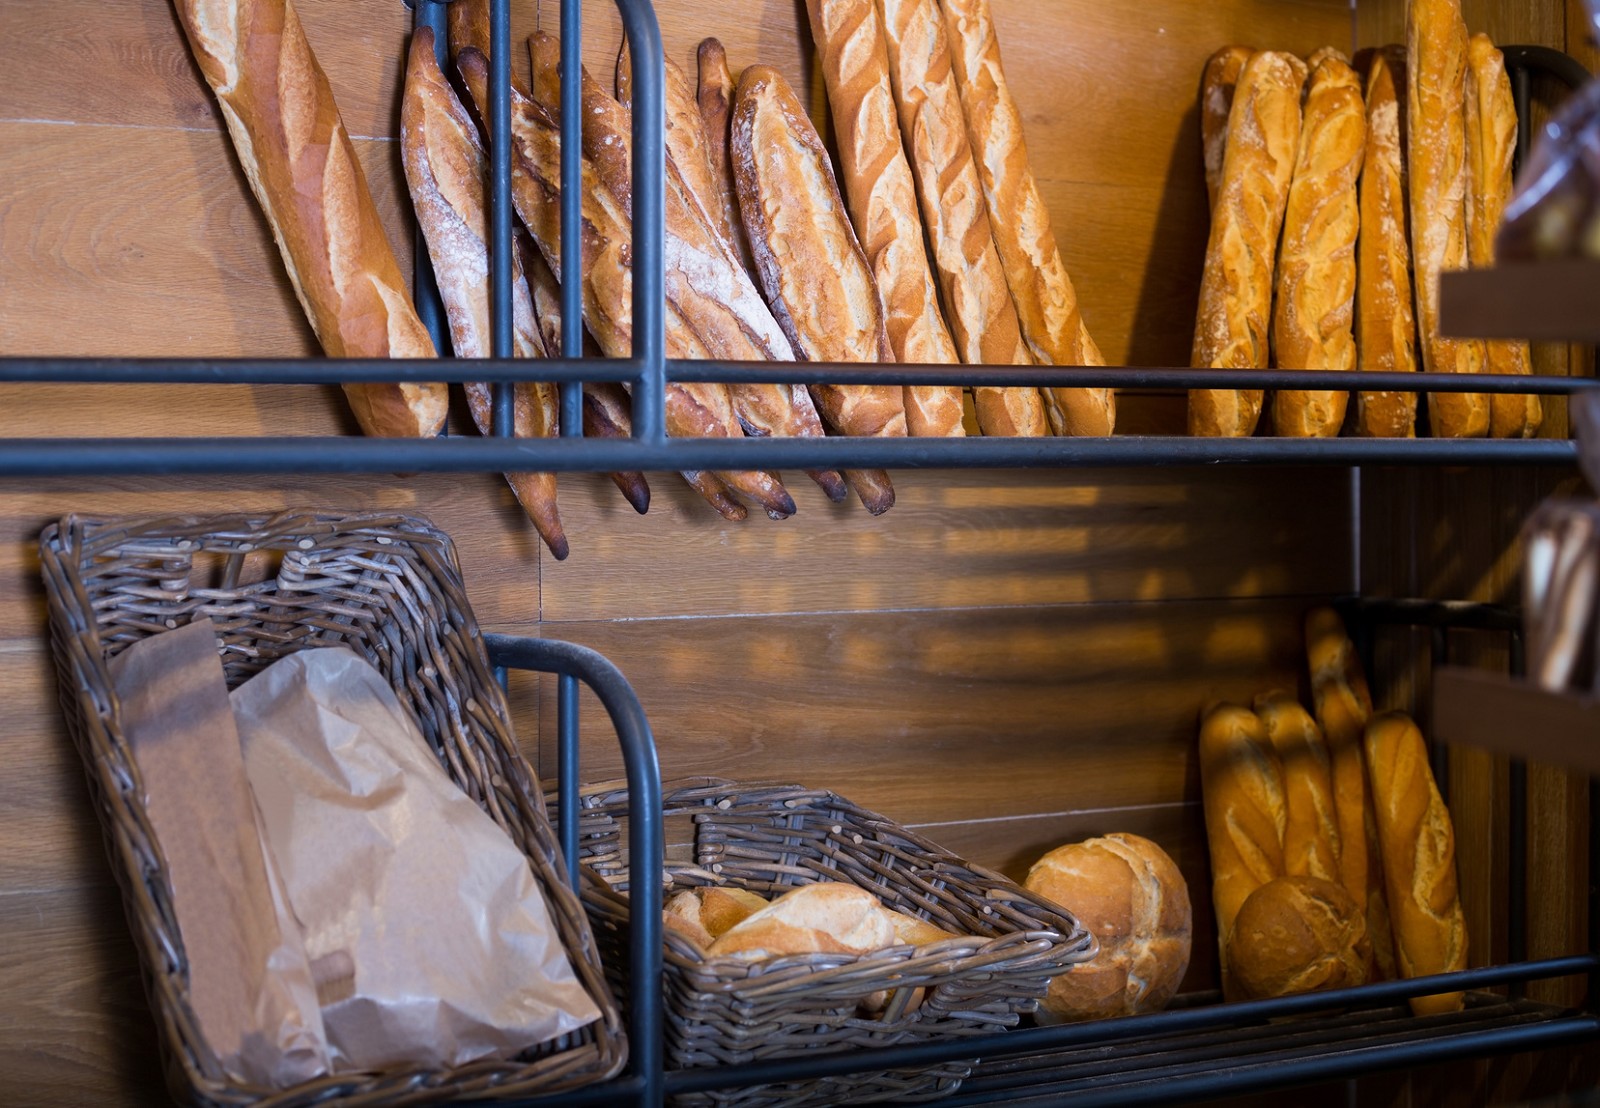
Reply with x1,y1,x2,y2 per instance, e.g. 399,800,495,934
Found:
1024,833,1192,1021
1230,875,1371,1000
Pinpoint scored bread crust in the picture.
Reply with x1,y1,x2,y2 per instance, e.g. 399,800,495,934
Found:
806,0,966,438
1271,55,1366,438
732,64,908,515
1465,34,1541,439
402,29,567,559
1230,876,1370,999
1189,51,1307,437
1253,690,1341,883
1203,47,1255,215
940,0,1116,437
1364,712,1468,1014
1408,0,1488,438
1356,46,1420,439
171,0,447,438
696,39,757,278
876,0,1048,438
706,883,896,959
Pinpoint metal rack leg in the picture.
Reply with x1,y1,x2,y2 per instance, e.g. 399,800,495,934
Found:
1509,631,1528,995
560,673,581,891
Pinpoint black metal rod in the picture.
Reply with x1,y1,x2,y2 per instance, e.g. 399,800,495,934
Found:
1509,629,1528,987
559,672,580,892
616,0,666,445
559,0,584,439
1591,778,1600,1015
411,2,450,356
662,957,1600,1094
482,634,664,1108
489,0,514,437
1345,597,1523,632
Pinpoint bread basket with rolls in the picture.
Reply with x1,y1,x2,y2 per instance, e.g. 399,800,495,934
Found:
570,778,1096,1107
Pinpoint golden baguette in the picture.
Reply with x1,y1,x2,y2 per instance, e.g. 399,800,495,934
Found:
1254,690,1341,883
1202,47,1254,215
1272,55,1366,437
696,39,757,278
941,0,1116,437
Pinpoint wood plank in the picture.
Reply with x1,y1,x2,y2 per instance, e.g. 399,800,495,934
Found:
530,598,1312,825
1442,262,1600,344
1437,668,1600,775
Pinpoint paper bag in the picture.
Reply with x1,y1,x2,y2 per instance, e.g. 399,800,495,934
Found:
231,646,601,1071
109,621,330,1088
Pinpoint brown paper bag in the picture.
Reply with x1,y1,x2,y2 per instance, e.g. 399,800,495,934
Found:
110,621,330,1088
231,646,601,1071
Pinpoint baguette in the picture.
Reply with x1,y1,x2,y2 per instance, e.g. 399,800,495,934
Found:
1253,690,1341,883
877,0,1049,438
1364,712,1468,1014
457,48,795,519
1465,34,1541,439
1408,0,1488,438
1202,47,1255,215
806,0,966,438
1272,55,1366,437
402,30,567,559
696,39,757,278
1356,46,1420,438
1189,51,1307,437
941,0,1116,437
732,64,906,515
172,0,447,439
1197,702,1286,997
706,883,896,960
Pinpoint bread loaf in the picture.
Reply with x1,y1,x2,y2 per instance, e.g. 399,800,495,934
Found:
1356,46,1420,439
171,0,447,439
696,39,756,278
1253,690,1341,883
1202,47,1254,215
1272,56,1366,437
1230,876,1370,999
1408,0,1488,438
1465,34,1542,439
805,0,966,438
877,0,1049,438
1189,51,1307,437
706,882,896,959
663,890,716,950
1364,712,1468,1014
1024,834,1192,1021
941,0,1116,437
1197,702,1286,996
732,64,907,514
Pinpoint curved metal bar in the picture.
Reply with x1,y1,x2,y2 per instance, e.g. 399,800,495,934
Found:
614,0,667,445
483,633,663,1108
1502,44,1595,94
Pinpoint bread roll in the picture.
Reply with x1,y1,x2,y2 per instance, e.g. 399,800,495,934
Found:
1272,56,1366,438
732,64,906,515
1230,876,1370,999
940,0,1116,437
696,39,756,277
1197,702,1286,996
884,910,958,946
1356,46,1420,439
877,0,1049,438
1408,0,1488,438
697,886,770,939
663,889,716,950
805,0,967,438
1364,713,1468,1014
171,0,447,439
1465,34,1542,439
1253,691,1341,883
1202,47,1254,215
1024,834,1192,1021
706,882,896,959
1189,51,1307,437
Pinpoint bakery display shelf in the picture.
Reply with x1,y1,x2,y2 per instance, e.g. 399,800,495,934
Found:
1435,668,1600,776
1441,259,1600,344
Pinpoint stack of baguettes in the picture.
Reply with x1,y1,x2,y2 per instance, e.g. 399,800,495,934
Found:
1197,607,1467,1011
1189,0,1541,440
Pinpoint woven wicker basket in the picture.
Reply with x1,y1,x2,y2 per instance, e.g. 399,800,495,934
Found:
39,511,625,1107
574,778,1098,1107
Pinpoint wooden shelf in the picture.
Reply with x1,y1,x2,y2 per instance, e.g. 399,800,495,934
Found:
1435,668,1600,774
1440,260,1600,343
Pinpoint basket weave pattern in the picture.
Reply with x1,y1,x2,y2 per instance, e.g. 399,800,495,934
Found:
39,511,624,1107
575,779,1097,1107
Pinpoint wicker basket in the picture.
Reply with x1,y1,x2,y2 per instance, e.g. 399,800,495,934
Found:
39,511,625,1108
574,778,1098,1107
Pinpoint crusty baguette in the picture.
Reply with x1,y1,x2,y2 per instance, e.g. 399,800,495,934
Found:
1364,712,1468,1014
1202,47,1254,215
1272,55,1366,437
1465,34,1541,439
458,48,795,519
940,0,1116,437
1307,46,1352,71
732,64,907,515
706,882,896,959
1197,701,1287,997
1408,0,1488,438
1254,691,1341,884
806,0,966,438
402,29,567,559
171,0,447,439
877,0,1048,438
696,39,757,278
1189,51,1307,437
1356,46,1420,439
